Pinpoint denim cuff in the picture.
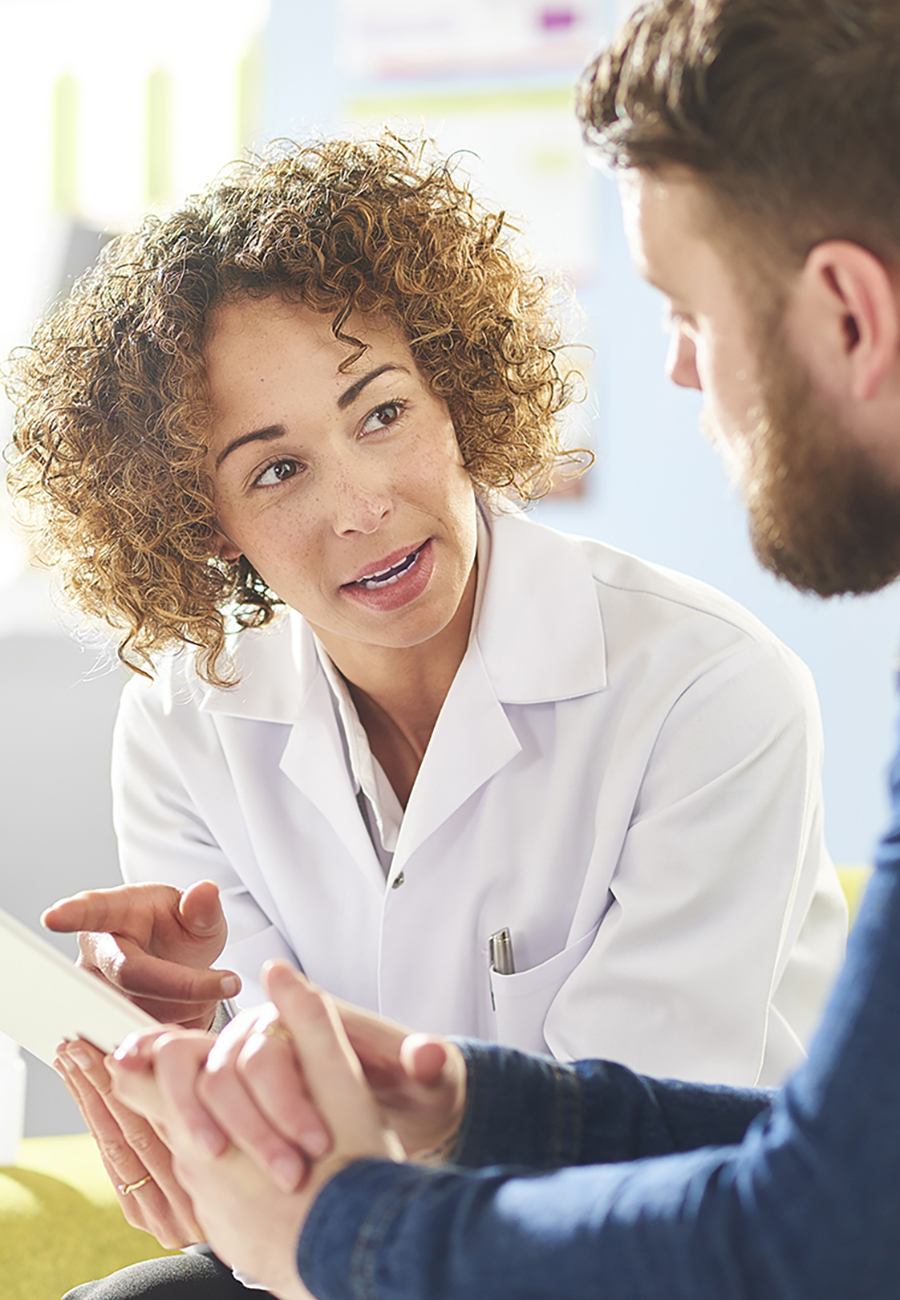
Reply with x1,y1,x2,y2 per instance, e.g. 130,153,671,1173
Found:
452,1038,583,1170
297,1159,441,1300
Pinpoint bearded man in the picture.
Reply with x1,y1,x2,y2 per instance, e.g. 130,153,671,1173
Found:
66,3,900,1298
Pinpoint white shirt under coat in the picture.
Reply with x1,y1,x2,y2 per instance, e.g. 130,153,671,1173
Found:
112,511,847,1086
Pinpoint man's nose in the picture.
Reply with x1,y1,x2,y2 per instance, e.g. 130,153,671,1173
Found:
666,329,701,391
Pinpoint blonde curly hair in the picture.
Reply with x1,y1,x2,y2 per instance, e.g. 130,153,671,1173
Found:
8,135,580,686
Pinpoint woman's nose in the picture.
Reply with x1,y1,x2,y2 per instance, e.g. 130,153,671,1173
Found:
330,470,392,536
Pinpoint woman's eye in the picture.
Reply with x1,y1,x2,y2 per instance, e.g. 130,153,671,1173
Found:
361,401,405,435
254,459,301,488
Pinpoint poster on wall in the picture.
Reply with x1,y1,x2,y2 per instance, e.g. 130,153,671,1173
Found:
346,88,598,287
338,0,598,79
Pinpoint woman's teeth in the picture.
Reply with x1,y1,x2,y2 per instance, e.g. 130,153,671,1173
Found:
356,547,421,589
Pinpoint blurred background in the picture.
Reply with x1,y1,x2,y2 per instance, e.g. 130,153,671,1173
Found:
0,0,895,1136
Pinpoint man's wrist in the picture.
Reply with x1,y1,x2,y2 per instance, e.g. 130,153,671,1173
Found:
297,1160,436,1300
410,1040,468,1165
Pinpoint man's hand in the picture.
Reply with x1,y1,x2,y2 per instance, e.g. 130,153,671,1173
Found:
112,961,468,1192
42,879,240,1030
337,997,467,1162
109,969,408,1299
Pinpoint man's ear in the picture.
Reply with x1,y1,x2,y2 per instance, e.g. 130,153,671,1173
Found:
789,241,900,403
212,529,242,563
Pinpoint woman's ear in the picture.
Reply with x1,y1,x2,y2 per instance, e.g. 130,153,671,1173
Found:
789,241,900,404
211,529,242,563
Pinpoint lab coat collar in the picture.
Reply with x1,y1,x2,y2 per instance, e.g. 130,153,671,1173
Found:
198,509,607,723
197,612,315,724
198,615,388,883
476,509,608,703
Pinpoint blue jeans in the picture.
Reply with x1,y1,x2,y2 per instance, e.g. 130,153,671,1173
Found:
299,739,900,1298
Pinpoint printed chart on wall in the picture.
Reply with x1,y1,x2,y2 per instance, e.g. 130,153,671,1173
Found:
337,0,601,288
338,0,598,79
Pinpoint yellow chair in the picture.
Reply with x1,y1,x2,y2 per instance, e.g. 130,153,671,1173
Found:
836,864,874,927
0,1133,177,1300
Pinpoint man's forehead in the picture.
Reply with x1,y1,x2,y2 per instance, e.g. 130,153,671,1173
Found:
620,167,696,255
618,167,723,296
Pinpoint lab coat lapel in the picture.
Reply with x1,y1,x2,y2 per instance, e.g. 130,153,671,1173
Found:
278,675,384,885
393,641,522,865
278,620,384,884
394,512,608,864
200,615,384,888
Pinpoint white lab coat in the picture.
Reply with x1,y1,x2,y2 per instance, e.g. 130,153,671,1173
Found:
113,511,846,1086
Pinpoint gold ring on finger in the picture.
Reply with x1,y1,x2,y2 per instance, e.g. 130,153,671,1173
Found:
118,1173,154,1195
261,1020,292,1045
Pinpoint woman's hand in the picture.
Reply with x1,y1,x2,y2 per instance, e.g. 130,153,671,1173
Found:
109,971,407,1299
44,878,241,1237
42,879,240,1030
54,1037,203,1248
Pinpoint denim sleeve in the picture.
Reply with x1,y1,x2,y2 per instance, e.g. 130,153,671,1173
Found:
450,1040,771,1170
297,831,900,1300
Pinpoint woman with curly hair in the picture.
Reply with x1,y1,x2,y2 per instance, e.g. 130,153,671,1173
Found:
10,135,844,1285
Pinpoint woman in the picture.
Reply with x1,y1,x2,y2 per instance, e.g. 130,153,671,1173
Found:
10,136,843,1104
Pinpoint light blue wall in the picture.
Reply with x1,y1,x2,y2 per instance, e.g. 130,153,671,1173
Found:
262,0,898,864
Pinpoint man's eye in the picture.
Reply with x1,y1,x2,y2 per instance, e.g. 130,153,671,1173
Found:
662,306,696,333
255,459,300,487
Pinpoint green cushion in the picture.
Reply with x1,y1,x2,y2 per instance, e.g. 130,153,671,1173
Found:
0,1133,178,1300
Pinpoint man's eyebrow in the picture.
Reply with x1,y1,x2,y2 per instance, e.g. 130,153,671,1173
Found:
215,425,285,470
338,363,409,409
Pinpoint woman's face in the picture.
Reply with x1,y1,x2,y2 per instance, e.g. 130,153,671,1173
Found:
205,296,478,657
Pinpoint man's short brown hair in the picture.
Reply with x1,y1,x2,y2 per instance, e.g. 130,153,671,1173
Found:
578,0,900,269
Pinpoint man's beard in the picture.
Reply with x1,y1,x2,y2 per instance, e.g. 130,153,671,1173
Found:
707,331,900,598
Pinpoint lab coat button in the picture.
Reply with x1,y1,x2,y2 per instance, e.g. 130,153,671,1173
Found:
391,871,405,890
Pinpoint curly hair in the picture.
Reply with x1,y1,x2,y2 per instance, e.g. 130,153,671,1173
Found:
7,135,580,686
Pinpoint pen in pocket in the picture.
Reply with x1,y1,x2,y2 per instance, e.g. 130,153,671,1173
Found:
489,927,516,976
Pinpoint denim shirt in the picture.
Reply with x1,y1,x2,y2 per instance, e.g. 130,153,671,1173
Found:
296,731,900,1299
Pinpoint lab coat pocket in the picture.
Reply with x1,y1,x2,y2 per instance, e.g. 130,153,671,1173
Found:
224,923,300,1013
489,923,601,1055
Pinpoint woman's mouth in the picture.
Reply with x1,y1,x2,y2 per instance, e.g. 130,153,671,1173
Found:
351,546,424,589
341,539,435,612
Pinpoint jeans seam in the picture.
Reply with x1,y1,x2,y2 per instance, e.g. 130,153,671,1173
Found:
549,1059,582,1165
348,1180,422,1300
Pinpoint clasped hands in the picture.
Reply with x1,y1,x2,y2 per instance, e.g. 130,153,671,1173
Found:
43,884,466,1299
110,962,465,1298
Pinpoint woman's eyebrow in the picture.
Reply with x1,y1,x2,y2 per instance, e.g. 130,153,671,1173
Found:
215,425,285,469
337,363,409,409
214,363,411,468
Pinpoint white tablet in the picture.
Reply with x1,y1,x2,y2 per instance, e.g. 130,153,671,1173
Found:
0,905,157,1065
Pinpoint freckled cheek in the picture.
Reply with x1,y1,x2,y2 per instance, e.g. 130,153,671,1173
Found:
233,509,322,587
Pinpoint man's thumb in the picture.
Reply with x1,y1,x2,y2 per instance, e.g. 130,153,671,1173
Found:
401,1034,449,1088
